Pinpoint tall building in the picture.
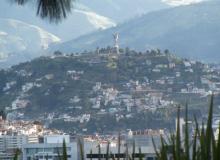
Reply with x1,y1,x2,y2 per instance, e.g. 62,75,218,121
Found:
0,135,28,160
0,135,28,152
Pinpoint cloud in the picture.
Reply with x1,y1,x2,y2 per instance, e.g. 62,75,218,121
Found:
162,0,205,6
74,9,116,30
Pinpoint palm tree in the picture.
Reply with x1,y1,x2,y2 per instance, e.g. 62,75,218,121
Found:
11,0,73,22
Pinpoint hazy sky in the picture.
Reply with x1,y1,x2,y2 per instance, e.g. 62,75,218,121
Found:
163,0,206,6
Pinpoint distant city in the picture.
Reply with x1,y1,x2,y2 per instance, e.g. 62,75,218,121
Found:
0,36,220,159
0,0,220,159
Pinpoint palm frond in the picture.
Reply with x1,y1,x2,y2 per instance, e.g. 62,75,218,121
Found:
176,106,181,160
117,132,121,160
152,137,161,159
138,147,144,160
98,144,101,160
216,124,220,160
132,140,135,160
184,103,190,160
205,94,214,160
106,141,110,160
11,0,73,22
36,0,72,22
192,129,198,160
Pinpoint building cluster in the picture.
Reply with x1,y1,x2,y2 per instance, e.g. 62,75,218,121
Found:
0,113,219,160
0,115,166,160
0,117,76,160
0,134,76,160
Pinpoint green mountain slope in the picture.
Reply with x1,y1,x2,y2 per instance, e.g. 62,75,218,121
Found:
0,49,219,133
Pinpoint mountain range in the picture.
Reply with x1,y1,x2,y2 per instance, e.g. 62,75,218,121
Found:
52,0,220,62
0,0,172,68
0,18,60,68
0,0,217,68
0,0,171,41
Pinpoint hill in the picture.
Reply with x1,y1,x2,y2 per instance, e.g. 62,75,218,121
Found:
0,49,220,133
52,1,220,62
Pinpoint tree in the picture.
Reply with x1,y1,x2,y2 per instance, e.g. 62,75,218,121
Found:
54,50,63,56
125,47,130,56
62,139,68,160
11,0,73,23
119,48,124,53
0,110,7,120
164,49,170,55
13,149,21,160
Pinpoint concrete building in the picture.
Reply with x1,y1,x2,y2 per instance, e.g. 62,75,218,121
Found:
22,142,76,160
0,152,15,160
126,130,164,147
27,135,39,143
0,135,27,160
0,135,28,152
44,135,70,144
22,135,76,160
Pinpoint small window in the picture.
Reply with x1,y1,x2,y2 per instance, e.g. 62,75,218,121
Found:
147,157,154,160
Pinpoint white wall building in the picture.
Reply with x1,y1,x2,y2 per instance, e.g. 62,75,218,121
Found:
22,135,76,160
0,135,28,152
22,142,76,160
44,135,70,144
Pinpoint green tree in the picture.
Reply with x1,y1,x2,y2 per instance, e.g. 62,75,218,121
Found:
106,141,110,160
132,140,135,160
0,110,6,120
13,149,20,160
164,49,170,56
54,50,63,56
98,144,101,160
62,139,68,160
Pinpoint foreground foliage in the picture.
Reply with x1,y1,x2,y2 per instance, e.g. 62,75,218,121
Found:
12,0,73,22
154,94,220,160
86,94,220,160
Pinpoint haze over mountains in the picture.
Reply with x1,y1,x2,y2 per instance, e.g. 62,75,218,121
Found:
0,0,217,67
53,0,219,62
0,0,172,68
0,18,60,68
0,0,171,41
